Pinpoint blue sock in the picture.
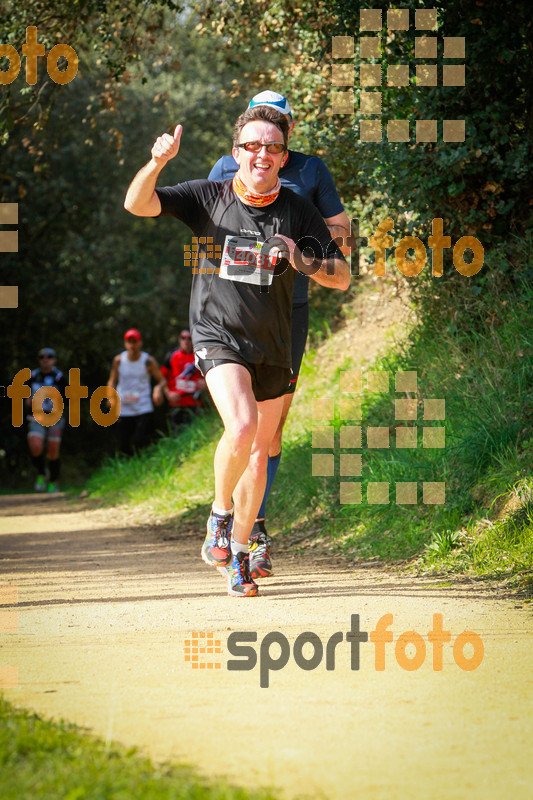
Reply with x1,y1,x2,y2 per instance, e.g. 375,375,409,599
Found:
257,450,281,519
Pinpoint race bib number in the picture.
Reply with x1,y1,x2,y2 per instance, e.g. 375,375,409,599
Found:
123,393,140,404
220,236,278,286
176,379,196,393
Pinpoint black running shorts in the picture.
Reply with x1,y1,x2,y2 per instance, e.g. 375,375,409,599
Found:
194,345,292,403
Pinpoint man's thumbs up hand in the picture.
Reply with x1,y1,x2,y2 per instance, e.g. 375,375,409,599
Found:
151,124,182,165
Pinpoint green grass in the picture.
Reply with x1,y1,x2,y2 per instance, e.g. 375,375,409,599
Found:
0,697,280,800
87,411,222,515
86,248,533,587
421,476,533,583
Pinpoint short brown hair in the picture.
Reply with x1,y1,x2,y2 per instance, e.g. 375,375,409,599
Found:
233,106,289,149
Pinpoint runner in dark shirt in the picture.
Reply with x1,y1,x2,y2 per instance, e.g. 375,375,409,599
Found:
26,347,67,493
124,105,350,597
155,179,341,368
209,90,351,577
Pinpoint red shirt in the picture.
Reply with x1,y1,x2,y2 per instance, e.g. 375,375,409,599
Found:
161,349,203,408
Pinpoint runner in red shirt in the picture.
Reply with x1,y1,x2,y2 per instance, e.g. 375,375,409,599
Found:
160,328,205,432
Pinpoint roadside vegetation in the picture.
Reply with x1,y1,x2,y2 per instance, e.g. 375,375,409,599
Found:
0,697,279,800
88,235,533,590
2,1,531,796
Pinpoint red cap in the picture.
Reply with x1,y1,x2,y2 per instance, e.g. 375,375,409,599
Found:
124,328,142,341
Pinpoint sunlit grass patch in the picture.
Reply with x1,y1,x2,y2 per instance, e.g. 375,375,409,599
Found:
0,697,280,800
86,264,533,586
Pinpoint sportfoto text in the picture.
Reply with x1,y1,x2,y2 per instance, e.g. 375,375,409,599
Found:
309,217,484,277
190,218,484,279
0,27,78,85
7,368,120,428
356,218,484,277
227,614,484,688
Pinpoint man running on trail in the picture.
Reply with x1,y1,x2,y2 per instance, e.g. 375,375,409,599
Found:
124,105,350,596
159,327,205,433
26,347,66,493
209,91,351,578
107,328,165,455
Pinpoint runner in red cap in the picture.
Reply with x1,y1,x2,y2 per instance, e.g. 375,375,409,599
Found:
123,328,142,341
107,329,166,454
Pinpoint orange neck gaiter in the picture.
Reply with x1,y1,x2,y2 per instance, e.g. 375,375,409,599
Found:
232,171,281,207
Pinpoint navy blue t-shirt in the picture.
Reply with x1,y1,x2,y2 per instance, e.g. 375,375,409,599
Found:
209,151,344,304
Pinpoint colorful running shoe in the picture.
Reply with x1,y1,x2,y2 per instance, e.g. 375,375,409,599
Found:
34,475,46,492
221,550,258,597
201,510,233,567
249,520,273,578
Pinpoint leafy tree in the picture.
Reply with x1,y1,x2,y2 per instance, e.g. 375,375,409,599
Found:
194,0,533,237
0,0,180,142
0,5,246,484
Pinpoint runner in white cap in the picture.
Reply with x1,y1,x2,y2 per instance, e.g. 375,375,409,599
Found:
248,90,293,116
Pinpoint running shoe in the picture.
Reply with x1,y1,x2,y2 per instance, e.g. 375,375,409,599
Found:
220,550,258,597
47,482,59,493
34,475,46,492
249,520,273,578
201,510,233,567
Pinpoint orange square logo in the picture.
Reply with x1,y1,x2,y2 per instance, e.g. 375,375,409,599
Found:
184,632,222,670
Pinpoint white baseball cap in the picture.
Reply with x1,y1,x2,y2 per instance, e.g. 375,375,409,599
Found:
248,91,292,117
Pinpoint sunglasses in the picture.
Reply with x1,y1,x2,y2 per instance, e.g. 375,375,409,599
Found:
39,354,54,359
180,335,191,340
237,141,286,154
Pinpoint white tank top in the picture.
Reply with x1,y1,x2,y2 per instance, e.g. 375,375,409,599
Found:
116,351,153,416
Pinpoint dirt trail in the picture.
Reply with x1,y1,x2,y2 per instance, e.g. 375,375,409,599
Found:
1,493,532,800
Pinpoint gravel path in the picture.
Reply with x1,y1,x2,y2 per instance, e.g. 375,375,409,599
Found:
1,493,532,799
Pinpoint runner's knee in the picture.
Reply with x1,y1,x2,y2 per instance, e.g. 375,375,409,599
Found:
28,436,44,457
225,417,257,454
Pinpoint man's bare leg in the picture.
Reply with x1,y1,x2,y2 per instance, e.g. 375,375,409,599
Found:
248,390,294,577
253,390,294,522
268,390,294,458
233,395,284,543
205,363,258,511
204,363,283,595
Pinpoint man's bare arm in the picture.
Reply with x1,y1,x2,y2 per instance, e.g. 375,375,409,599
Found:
325,210,351,257
107,355,120,388
124,124,182,217
146,357,166,389
147,357,166,406
274,236,351,291
308,257,350,290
